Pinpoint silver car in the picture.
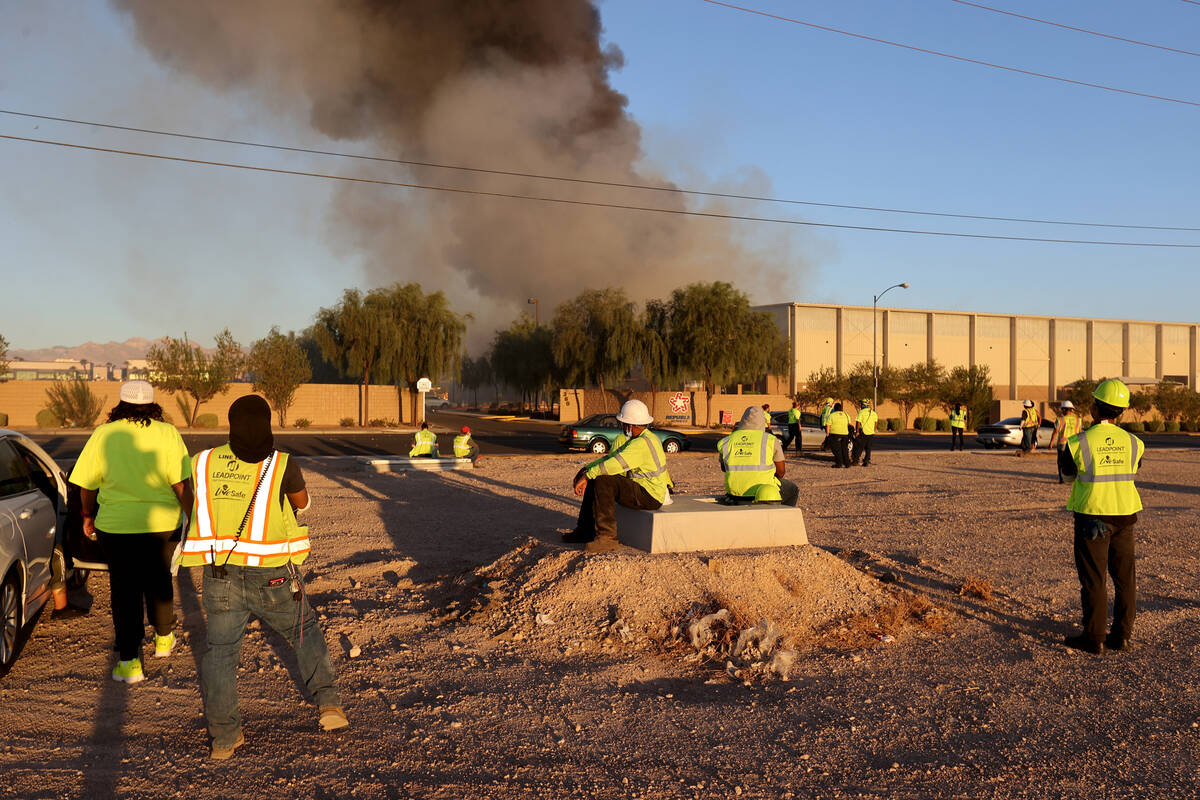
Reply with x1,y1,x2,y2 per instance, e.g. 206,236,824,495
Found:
769,410,826,450
975,417,1055,449
0,430,67,674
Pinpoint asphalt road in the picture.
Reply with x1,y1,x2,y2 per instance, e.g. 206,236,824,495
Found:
24,408,1200,462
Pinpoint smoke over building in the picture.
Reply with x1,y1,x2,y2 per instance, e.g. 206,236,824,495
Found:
114,0,801,343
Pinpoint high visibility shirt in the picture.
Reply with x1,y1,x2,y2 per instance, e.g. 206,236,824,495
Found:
827,411,851,436
1054,413,1081,445
409,429,437,457
856,408,878,436
717,428,779,498
1021,408,1040,429
584,429,672,503
1066,423,1143,516
181,446,310,568
949,409,967,429
787,408,800,425
453,433,473,458
820,404,834,428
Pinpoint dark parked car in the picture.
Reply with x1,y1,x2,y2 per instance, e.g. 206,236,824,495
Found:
559,414,691,455
768,411,826,450
975,417,1055,449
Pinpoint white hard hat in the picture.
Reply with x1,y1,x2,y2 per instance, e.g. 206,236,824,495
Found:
616,399,653,426
120,380,155,404
1023,400,1034,408
1061,400,1074,409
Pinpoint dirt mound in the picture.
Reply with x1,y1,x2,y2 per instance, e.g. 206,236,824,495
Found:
462,539,895,653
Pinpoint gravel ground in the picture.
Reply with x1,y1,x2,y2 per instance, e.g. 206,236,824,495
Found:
2,448,1199,799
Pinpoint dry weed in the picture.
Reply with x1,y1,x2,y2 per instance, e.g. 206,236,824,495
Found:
959,577,995,602
808,592,950,650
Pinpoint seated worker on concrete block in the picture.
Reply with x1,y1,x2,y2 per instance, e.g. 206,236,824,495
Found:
717,406,800,507
453,426,480,464
563,399,673,547
409,422,438,458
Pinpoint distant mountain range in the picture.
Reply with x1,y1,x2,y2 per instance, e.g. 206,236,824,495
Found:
9,337,166,365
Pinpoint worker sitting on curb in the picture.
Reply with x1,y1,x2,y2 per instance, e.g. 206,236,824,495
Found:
453,425,480,464
563,399,672,550
717,406,800,507
409,422,438,458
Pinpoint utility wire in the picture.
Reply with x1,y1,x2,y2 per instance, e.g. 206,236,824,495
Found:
2,108,1196,233
1,132,1197,248
948,0,1200,57
700,0,1200,108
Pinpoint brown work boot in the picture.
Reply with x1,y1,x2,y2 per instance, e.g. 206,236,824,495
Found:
319,706,350,731
584,536,622,554
210,731,245,761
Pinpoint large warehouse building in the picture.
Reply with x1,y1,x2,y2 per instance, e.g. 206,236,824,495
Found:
758,302,1199,402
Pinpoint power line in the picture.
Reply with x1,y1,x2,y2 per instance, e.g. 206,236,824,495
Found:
2,108,1196,233
948,0,1200,57
699,0,1200,108
1,132,1197,248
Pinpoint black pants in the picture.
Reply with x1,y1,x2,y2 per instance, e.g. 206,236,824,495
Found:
99,530,178,660
851,434,873,465
1073,513,1136,644
783,423,800,452
576,475,661,539
1021,426,1037,451
779,478,800,507
830,434,851,467
950,427,965,450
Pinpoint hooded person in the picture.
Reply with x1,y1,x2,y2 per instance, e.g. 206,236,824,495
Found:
563,399,673,550
180,394,349,760
717,406,800,507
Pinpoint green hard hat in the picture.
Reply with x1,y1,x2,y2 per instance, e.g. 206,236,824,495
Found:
753,483,782,503
1093,378,1131,409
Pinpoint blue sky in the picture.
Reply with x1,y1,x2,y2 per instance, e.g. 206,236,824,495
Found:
1,0,1197,353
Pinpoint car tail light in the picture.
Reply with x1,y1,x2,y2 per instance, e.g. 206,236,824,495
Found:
571,429,578,438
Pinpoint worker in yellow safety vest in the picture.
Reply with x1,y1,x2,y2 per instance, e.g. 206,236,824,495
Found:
827,402,852,468
851,399,878,467
783,399,801,453
1019,400,1041,453
179,395,348,759
564,399,673,550
949,403,968,451
409,421,438,458
453,425,480,464
819,397,835,451
1057,379,1143,655
1049,400,1083,484
717,406,799,506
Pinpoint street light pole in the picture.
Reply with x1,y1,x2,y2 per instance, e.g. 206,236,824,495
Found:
527,297,539,326
873,282,911,410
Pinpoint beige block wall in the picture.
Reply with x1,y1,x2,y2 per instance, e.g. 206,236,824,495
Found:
1162,325,1190,378
1055,319,1087,386
1092,321,1123,378
975,316,1011,386
886,311,927,369
930,313,970,369
1015,317,1049,389
798,306,837,374
0,381,414,428
1128,323,1156,377
840,308,876,370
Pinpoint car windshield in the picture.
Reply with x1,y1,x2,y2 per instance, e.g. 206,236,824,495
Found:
995,417,1022,426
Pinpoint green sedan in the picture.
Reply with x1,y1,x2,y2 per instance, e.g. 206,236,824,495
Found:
558,414,692,455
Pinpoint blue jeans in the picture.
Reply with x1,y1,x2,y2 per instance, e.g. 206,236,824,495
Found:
200,564,341,746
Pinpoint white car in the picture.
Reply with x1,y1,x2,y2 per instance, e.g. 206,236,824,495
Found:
424,396,451,409
975,417,1055,449
0,430,67,674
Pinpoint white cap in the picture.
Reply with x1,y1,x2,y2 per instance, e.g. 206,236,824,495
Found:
616,399,653,426
1023,399,1034,408
1061,400,1074,409
120,380,155,404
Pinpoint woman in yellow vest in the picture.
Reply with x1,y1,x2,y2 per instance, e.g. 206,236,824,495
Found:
1057,380,1142,654
180,395,348,759
948,403,967,451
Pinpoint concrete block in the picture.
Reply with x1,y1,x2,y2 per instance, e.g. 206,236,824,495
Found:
361,457,474,473
615,496,807,554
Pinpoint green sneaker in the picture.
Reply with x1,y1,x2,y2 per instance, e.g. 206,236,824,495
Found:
153,632,176,658
112,658,145,683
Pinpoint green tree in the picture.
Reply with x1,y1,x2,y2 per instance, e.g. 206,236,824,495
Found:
146,330,244,427
311,289,391,425
44,377,104,427
551,289,640,413
247,327,312,427
798,367,848,411
459,354,494,408
1063,378,1099,416
664,282,789,426
375,283,467,423
638,299,676,417
940,364,993,429
905,361,947,420
1151,380,1187,422
845,360,899,411
492,316,555,412
0,333,9,380
1129,388,1153,418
